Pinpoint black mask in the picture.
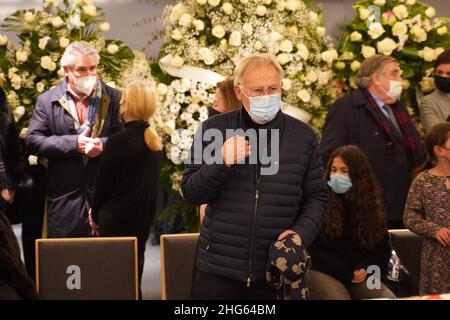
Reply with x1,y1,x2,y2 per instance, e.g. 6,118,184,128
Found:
434,75,450,93
207,107,221,118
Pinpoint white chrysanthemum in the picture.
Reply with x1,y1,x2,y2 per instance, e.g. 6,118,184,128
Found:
229,31,242,47
368,23,385,39
377,38,397,55
361,45,376,59
243,23,253,36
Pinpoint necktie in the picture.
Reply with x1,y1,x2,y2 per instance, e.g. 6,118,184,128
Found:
383,105,402,136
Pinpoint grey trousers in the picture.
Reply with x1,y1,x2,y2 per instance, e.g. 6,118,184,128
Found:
305,270,396,300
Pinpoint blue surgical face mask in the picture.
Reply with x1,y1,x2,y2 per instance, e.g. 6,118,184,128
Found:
247,94,282,123
327,173,352,194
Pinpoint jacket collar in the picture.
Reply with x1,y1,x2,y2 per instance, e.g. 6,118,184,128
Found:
239,105,284,131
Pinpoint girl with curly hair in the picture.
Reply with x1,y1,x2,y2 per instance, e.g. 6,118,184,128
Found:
306,145,395,300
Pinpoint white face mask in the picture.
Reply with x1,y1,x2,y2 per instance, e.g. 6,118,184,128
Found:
386,80,403,101
71,73,97,96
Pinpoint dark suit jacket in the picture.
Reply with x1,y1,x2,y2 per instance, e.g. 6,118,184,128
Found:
320,88,424,222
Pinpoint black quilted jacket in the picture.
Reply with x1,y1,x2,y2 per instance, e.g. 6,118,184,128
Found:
181,107,328,285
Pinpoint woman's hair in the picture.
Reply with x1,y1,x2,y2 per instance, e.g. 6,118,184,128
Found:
417,123,450,173
216,78,241,112
323,145,387,249
121,81,162,152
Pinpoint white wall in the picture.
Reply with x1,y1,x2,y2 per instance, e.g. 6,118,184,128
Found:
1,0,449,58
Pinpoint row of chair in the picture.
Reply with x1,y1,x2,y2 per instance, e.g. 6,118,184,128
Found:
34,230,422,299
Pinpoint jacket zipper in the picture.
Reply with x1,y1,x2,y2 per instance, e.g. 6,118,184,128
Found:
247,170,261,287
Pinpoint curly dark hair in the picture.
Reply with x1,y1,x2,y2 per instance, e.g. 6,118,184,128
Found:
323,145,387,249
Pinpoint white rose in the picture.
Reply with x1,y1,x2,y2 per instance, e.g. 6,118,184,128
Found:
420,76,435,93
287,26,298,36
157,83,168,96
282,79,292,91
193,20,205,32
57,68,65,78
425,7,436,18
256,6,267,16
318,71,331,86
82,5,97,17
27,155,38,166
276,1,286,11
19,127,28,139
405,0,416,5
198,47,215,65
208,0,220,7
212,25,226,39
196,0,207,5
59,37,70,48
24,12,34,23
392,22,408,36
222,3,233,15
418,47,437,62
11,76,22,90
286,0,300,11
341,51,355,61
309,11,318,24
36,82,45,93
229,31,242,46
361,45,376,58
240,0,249,3
163,120,176,135
169,3,186,23
13,106,25,122
351,60,361,71
297,89,311,103
170,55,184,68
350,31,362,42
377,37,397,55
279,40,293,53
437,25,448,36
264,0,272,5
321,49,338,65
99,22,111,32
67,14,82,29
410,26,427,43
305,70,318,84
296,43,309,60
402,80,411,90
16,50,29,63
254,41,263,51
373,0,386,5
219,39,228,50
335,61,346,70
178,13,192,27
368,22,385,39
0,34,8,46
243,23,253,36
107,44,119,55
52,17,64,28
392,5,408,20
316,27,326,37
171,29,183,41
38,37,50,50
359,8,371,20
277,53,290,65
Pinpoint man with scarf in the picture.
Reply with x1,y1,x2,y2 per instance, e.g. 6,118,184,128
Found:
26,41,123,237
320,55,425,229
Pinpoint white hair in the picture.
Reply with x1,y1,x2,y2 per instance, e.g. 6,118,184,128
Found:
60,41,100,68
234,53,284,86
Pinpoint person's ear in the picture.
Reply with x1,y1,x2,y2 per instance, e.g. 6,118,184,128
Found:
234,85,243,101
434,145,445,158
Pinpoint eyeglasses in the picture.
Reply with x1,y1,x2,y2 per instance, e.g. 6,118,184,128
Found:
240,84,282,97
440,145,450,151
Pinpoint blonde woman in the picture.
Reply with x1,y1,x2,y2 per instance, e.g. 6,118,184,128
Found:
90,81,163,299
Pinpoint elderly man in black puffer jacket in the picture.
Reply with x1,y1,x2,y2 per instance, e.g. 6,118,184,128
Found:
182,53,328,299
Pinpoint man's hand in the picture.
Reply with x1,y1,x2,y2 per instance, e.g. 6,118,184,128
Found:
435,228,450,246
352,269,367,284
221,136,251,167
77,127,92,154
1,189,15,204
88,209,99,237
85,138,103,158
199,204,207,226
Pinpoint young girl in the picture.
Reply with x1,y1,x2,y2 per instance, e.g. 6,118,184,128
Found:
90,81,163,299
307,145,395,300
404,122,450,295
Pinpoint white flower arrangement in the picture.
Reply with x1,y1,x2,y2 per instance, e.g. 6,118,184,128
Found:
336,0,450,116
